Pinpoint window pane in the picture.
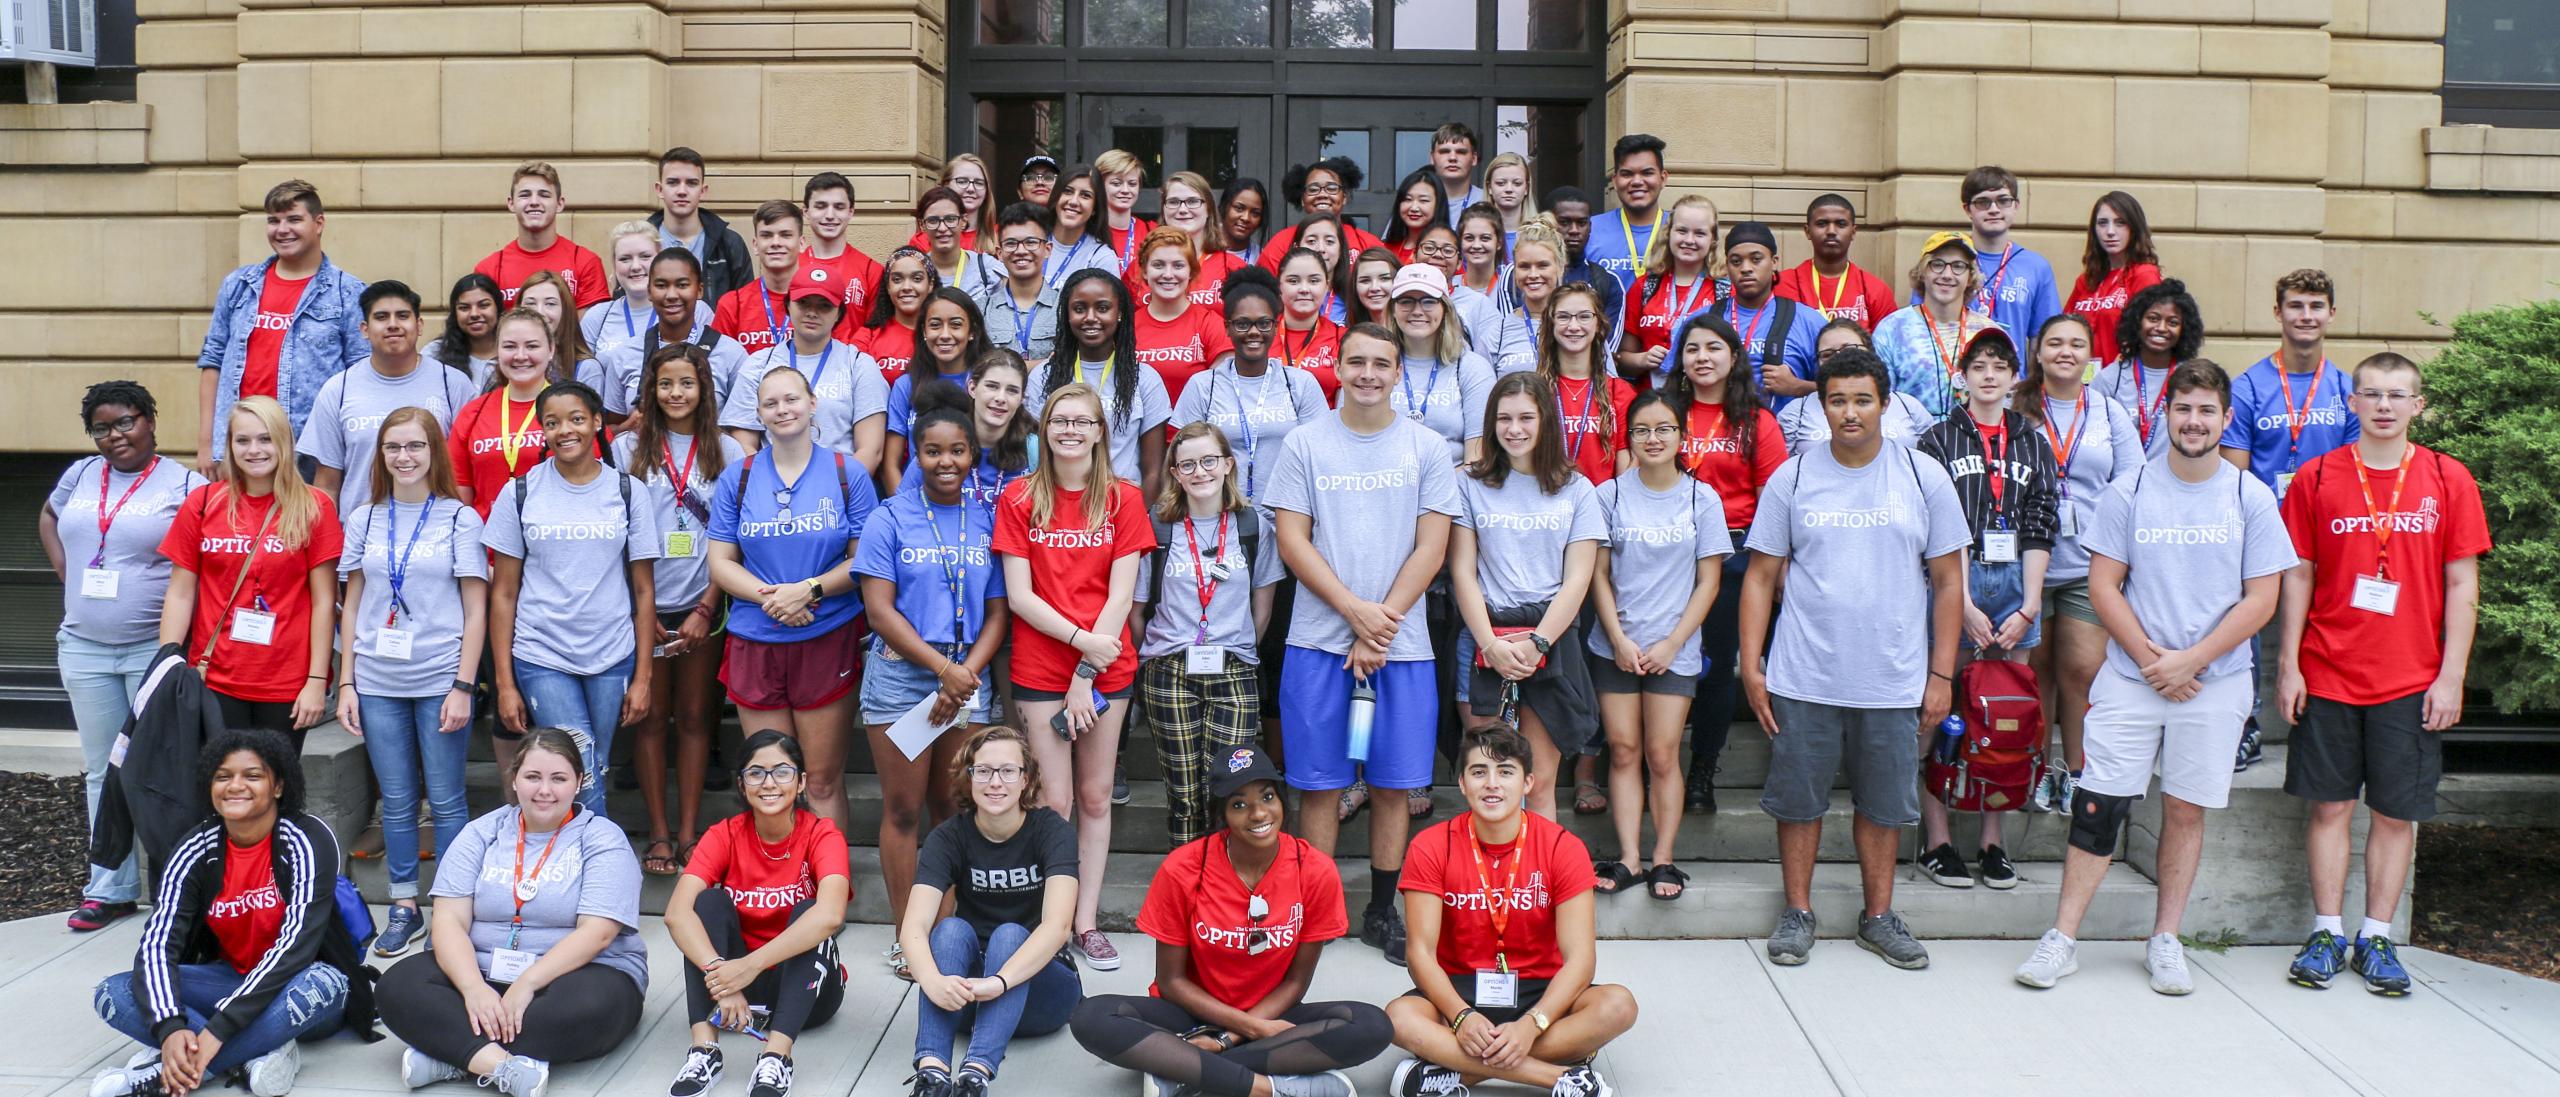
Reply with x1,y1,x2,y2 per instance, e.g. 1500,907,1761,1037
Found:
978,98,1067,198
1292,0,1373,48
1394,0,1474,50
2447,1,2560,85
1497,0,1584,51
1113,126,1167,187
1086,0,1169,46
1188,128,1242,185
1319,128,1370,179
1496,103,1584,203
1188,0,1271,48
979,0,1062,45
1394,129,1434,183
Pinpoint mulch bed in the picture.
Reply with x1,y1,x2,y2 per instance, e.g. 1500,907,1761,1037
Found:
0,771,90,922
2414,823,2560,983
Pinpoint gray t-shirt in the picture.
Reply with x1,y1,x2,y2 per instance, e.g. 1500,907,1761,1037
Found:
49,456,205,646
2083,458,2297,685
431,805,649,991
1744,444,1973,709
2093,360,2176,461
581,296,714,362
1263,414,1462,660
1585,470,1730,676
1778,390,1937,455
718,341,889,455
1134,508,1283,662
1390,353,1496,464
1448,285,1536,375
1168,363,1328,502
600,328,750,417
302,360,480,517
609,430,747,613
2035,393,2146,585
1024,360,1174,484
340,497,489,698
482,464,664,676
1455,472,1607,611
421,340,494,389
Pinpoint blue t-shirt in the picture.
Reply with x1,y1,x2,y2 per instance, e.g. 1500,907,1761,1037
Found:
1708,295,1824,414
895,448,1034,512
1582,209,1659,289
707,448,880,643
2218,355,2358,495
1911,243,2060,346
884,364,978,440
851,491,1007,651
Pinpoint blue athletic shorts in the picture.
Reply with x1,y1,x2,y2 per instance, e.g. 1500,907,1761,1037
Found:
1277,647,1439,791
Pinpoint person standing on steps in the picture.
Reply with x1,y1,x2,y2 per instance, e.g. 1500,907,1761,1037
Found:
1741,351,1969,971
197,179,368,477
2014,361,2294,997
1774,194,1898,332
2092,278,2204,462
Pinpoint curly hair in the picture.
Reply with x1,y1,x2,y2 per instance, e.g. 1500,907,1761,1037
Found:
81,380,156,426
1281,157,1364,209
2115,277,2204,364
196,728,306,820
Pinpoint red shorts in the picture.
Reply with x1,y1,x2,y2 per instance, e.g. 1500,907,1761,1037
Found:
720,618,865,711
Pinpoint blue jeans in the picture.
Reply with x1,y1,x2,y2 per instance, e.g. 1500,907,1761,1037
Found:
94,963,347,1073
514,655,634,818
59,628,157,903
914,917,1081,1077
357,693,473,899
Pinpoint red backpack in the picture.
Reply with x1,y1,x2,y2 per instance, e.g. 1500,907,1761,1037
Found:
1926,659,2045,812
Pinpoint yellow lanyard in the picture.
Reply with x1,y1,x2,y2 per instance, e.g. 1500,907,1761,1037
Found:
1620,207,1664,280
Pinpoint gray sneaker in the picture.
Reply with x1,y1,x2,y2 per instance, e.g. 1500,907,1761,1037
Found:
1856,910,1931,969
2014,929,2079,988
1269,1070,1356,1097
489,1055,551,1097
2147,932,2195,996
1767,907,1816,965
244,1041,300,1097
401,1047,466,1089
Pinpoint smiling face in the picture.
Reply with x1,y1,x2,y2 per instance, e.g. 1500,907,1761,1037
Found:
1336,331,1401,410
1300,168,1346,215
970,363,1025,430
648,257,702,324
1396,179,1437,231
967,738,1029,816
739,742,805,819
1042,391,1102,462
2037,321,2091,383
1549,290,1599,356
1297,220,1342,270
455,287,500,341
1923,245,1974,307
1611,149,1665,212
653,356,705,422
755,216,801,276
1492,391,1543,461
1171,432,1230,503
1221,779,1285,850
2165,385,2232,460
380,419,434,488
946,160,990,214
919,297,973,369
1055,176,1097,234
916,419,977,499
996,222,1049,280
1279,254,1329,320
886,255,932,318
227,406,280,478
508,175,562,234
1221,190,1266,248
1066,278,1119,352
1354,259,1398,315
1667,204,1717,270
1415,226,1461,278
805,184,852,244
1458,746,1529,824
364,294,421,359
512,744,580,829
1162,179,1211,236
1143,245,1193,305
1511,241,1559,304
610,234,657,297
496,316,553,386
2139,300,2183,356
518,281,566,330
209,749,281,829
2276,289,2335,348
538,391,600,463
920,198,966,253
1681,325,1735,392
1101,170,1143,216
1392,291,1444,344
1625,399,1680,470
1226,292,1276,360
756,369,815,438
265,199,322,264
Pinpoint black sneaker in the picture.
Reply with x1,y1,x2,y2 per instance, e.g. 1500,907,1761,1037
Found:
1112,761,1131,806
1362,902,1408,966
948,1066,990,1097
1550,1063,1613,1097
1977,845,2017,890
904,1066,951,1097
1686,779,1716,815
668,1045,723,1097
2234,716,2262,773
1917,843,1974,888
747,1052,793,1097
1389,1058,1467,1097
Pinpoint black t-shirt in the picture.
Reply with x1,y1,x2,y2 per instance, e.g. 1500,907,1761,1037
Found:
915,807,1079,938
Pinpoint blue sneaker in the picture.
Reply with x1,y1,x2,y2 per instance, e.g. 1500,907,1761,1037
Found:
2288,930,2349,989
373,904,424,957
2353,934,2414,996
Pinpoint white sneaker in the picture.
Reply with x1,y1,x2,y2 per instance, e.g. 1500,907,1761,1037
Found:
87,1064,160,1097
244,1040,301,1097
2014,928,2079,988
2147,933,2194,996
402,1047,466,1089
489,1055,551,1097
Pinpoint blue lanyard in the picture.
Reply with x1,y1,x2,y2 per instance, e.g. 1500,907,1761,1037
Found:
791,339,834,389
616,297,638,339
382,499,433,626
999,292,1046,355
1225,368,1279,495
1400,359,1447,422
756,285,788,350
967,461,1005,529
1047,239,1089,290
921,498,975,657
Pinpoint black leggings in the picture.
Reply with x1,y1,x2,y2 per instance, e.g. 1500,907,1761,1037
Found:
215,691,305,750
1069,995,1392,1097
1688,543,1751,779
375,952,644,1069
681,890,845,1040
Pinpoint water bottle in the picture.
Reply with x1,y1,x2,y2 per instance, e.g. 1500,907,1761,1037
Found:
1934,714,1966,765
1346,676,1377,763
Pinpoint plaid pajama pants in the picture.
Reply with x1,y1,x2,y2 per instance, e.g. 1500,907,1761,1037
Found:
1139,652,1264,847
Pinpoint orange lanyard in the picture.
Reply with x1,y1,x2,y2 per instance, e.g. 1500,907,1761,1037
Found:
510,809,571,937
2353,446,2413,579
2041,390,2087,477
499,397,541,476
2276,357,2330,465
1920,309,1963,385
1463,822,1523,972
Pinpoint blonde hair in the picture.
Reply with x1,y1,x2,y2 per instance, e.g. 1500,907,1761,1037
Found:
1093,149,1143,182
490,307,573,391
1151,422,1250,523
1484,153,1538,220
1639,194,1727,287
1908,238,1984,303
1026,383,1121,531
606,219,657,253
1512,216,1566,268
221,396,324,550
940,153,996,240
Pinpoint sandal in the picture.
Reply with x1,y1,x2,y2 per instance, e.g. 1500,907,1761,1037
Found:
1646,862,1690,902
1592,860,1637,896
641,838,681,877
1573,781,1608,816
1406,786,1435,819
886,942,914,982
1337,782,1371,823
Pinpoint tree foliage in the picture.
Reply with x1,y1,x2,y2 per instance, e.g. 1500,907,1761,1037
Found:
2410,297,2560,713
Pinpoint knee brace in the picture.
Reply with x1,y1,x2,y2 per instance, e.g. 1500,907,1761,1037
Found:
2069,789,2137,858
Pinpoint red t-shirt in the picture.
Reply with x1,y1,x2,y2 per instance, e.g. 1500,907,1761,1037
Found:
684,810,854,952
2280,444,2493,706
906,227,981,254
1122,249,1251,309
206,834,285,974
160,485,344,702
714,280,794,357
1134,301,1233,407
1554,375,1634,485
1276,320,1343,404
1619,272,1720,367
448,390,548,518
1255,223,1388,272
1399,812,1594,980
1774,261,1899,333
1100,218,1157,271
802,245,883,318
241,267,311,400
1137,832,1348,1010
855,322,918,386
2065,262,2163,365
475,237,612,309
1680,400,1787,530
992,480,1156,692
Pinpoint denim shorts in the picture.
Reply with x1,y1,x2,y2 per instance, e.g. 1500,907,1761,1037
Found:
859,642,997,727
1969,558,2042,651
1761,694,1921,827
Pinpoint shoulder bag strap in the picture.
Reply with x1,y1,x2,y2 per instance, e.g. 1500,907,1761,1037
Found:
198,487,274,671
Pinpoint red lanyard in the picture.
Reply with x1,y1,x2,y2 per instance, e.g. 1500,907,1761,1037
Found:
1975,416,2009,517
1559,376,1600,466
1654,273,1711,332
1727,298,1770,363
1920,309,1962,387
1183,511,1230,642
1463,822,1523,972
661,434,699,527
2277,357,2330,466
511,809,571,929
1975,246,2018,314
2041,391,2087,478
2353,446,2413,579
91,457,160,567
2131,362,2170,446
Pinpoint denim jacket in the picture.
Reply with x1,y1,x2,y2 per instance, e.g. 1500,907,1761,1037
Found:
198,254,368,454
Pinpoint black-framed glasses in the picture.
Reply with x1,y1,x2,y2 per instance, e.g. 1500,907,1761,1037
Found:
968,764,1026,785
923,214,965,228
85,415,142,439
1626,424,1681,440
1966,195,2020,211
740,764,802,785
1227,318,1277,333
1051,416,1102,432
1925,259,1973,274
1174,456,1229,475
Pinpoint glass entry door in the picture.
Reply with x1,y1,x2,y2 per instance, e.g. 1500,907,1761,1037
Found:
1286,97,1477,235
1076,96,1274,220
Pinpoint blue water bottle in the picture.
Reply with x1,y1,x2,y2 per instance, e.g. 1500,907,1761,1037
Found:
1346,676,1376,763
1934,714,1966,765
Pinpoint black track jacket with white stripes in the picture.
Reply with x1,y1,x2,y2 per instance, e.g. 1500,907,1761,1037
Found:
132,813,372,1044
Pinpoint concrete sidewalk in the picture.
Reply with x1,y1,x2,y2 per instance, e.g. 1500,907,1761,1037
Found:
3,914,2553,1097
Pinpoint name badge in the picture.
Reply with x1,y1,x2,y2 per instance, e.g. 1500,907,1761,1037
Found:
1474,969,1519,1008
2351,574,2401,616
664,531,697,558
230,610,277,646
2276,471,2296,501
1981,531,2020,564
1185,645,1224,675
1204,560,1232,584
487,947,537,984
80,568,121,600
2056,503,2077,540
376,628,415,661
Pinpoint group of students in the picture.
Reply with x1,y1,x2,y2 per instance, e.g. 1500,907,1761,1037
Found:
50,125,2488,1097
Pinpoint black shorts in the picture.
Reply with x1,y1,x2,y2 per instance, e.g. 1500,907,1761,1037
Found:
1015,683,1136,703
1587,660,1699,696
1402,973,1552,1027
2282,692,2440,822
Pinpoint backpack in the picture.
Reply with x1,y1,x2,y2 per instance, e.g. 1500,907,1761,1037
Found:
1926,658,2045,812
1150,506,1262,612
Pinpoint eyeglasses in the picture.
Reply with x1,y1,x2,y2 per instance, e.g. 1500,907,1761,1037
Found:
740,764,802,786
85,415,142,439
997,236,1047,253
1051,416,1103,432
1415,243,1459,260
1228,318,1277,333
1626,424,1682,440
923,214,965,228
1163,196,1207,210
2355,389,2420,404
1966,195,2020,211
1174,455,1228,475
1925,259,1973,274
968,764,1026,785
948,178,986,190
1302,182,1346,197
1550,311,1598,325
379,441,431,456
1392,296,1442,310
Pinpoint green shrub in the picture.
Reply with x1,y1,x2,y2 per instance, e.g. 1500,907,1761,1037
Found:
2411,298,2560,713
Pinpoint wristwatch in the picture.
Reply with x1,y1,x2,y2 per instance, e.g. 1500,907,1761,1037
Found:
1529,633,1553,655
1527,1008,1552,1033
1073,661,1102,680
807,579,825,603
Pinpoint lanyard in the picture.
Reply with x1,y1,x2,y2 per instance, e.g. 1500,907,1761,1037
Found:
967,462,1004,528
1974,417,2009,522
791,338,835,390
1462,822,1524,972
2130,361,2171,447
1046,239,1085,290
1657,273,1712,333
1618,207,1663,281
1227,369,1280,495
2276,357,2332,472
1974,246,2018,315
2041,391,2088,490
1076,355,1114,392
1445,185,1479,225
1559,376,1600,468
1182,511,1230,643
382,499,433,625
999,292,1046,355
662,434,700,529
922,499,975,656
90,456,160,568
1279,323,1320,370
1114,221,1140,265
2354,445,2414,580
756,283,789,350
1726,298,1771,366
1919,309,1963,392
500,397,541,476
616,297,638,339
1812,266,1851,315
1401,359,1446,422
509,809,572,947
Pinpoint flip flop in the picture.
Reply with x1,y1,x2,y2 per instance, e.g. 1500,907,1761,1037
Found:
1574,781,1608,816
641,838,681,877
1646,862,1690,902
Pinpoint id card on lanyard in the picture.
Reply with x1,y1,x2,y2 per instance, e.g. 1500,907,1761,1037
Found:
2042,392,2087,540
2273,358,2331,501
1464,823,1523,1007
2350,447,2411,616
662,435,703,558
494,808,572,980
82,456,161,600
1182,512,1231,674
1976,418,2017,563
376,499,434,660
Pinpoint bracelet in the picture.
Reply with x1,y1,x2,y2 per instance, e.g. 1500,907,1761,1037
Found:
1069,627,1082,646
992,973,1010,993
337,683,355,693
1929,670,1955,682
1447,1007,1478,1034
306,674,327,682
451,679,477,694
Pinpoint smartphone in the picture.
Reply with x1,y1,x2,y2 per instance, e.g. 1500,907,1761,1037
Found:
1048,690,1111,740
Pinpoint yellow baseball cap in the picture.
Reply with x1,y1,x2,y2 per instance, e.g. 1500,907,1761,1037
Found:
1921,230,1977,258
